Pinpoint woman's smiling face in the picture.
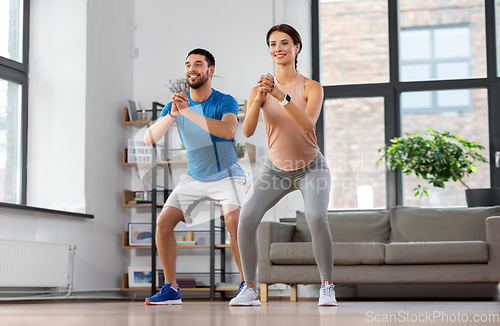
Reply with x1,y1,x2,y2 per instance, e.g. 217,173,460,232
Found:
268,31,300,65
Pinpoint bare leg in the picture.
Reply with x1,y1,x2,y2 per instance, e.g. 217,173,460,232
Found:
156,206,185,289
223,205,244,283
246,280,258,291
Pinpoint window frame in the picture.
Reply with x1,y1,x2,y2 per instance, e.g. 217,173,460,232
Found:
314,0,500,209
0,0,30,205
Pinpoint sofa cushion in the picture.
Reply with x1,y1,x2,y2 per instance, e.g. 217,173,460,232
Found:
269,242,385,265
292,210,391,243
389,206,500,242
385,241,488,264
329,211,391,243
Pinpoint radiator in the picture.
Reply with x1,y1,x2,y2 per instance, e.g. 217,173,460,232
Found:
0,240,74,288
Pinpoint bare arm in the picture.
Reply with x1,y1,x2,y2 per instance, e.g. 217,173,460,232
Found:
180,109,238,140
301,79,324,127
143,115,176,145
144,96,180,145
242,86,266,138
174,93,238,140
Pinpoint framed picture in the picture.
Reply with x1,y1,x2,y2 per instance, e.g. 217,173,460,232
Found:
128,266,153,288
128,223,152,246
127,139,161,163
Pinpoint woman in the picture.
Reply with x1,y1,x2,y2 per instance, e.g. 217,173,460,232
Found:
229,24,336,306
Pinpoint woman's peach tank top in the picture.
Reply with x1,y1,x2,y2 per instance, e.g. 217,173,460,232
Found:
261,73,319,171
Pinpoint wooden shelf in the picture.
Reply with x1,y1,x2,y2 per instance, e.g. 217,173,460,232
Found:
122,231,150,249
121,274,237,292
122,107,152,125
122,231,229,249
121,274,210,291
122,190,163,208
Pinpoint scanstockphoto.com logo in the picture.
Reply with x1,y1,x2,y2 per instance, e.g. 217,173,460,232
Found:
366,311,500,323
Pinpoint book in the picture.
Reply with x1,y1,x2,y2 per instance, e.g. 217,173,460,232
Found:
215,283,240,290
128,200,152,205
127,99,138,121
179,284,196,288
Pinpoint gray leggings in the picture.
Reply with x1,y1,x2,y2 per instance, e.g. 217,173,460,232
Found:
238,152,334,281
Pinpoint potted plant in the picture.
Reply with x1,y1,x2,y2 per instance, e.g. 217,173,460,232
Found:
166,78,190,94
236,143,246,159
377,129,498,207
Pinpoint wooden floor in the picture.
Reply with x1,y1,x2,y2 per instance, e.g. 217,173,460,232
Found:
0,300,499,326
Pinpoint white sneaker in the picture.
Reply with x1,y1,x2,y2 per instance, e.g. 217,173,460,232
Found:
318,282,338,306
229,284,261,306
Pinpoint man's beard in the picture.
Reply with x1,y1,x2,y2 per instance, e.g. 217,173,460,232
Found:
188,73,210,89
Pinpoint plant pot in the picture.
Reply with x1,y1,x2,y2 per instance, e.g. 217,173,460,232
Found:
465,188,500,207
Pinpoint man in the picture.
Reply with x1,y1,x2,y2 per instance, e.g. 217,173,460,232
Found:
143,48,246,305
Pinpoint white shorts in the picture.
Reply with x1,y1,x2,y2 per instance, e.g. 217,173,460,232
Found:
163,174,248,225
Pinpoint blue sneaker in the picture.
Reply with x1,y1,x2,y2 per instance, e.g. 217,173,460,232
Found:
145,283,182,305
238,281,245,292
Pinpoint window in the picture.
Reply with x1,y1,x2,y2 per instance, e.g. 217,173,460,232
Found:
316,0,499,209
400,22,479,113
400,89,472,113
0,0,24,63
401,89,490,207
399,0,486,80
0,79,23,203
0,0,29,204
400,26,471,82
323,97,386,210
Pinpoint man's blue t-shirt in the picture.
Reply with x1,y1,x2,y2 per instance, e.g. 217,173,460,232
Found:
160,89,245,182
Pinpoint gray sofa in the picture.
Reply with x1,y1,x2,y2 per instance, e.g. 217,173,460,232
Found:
257,206,500,302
